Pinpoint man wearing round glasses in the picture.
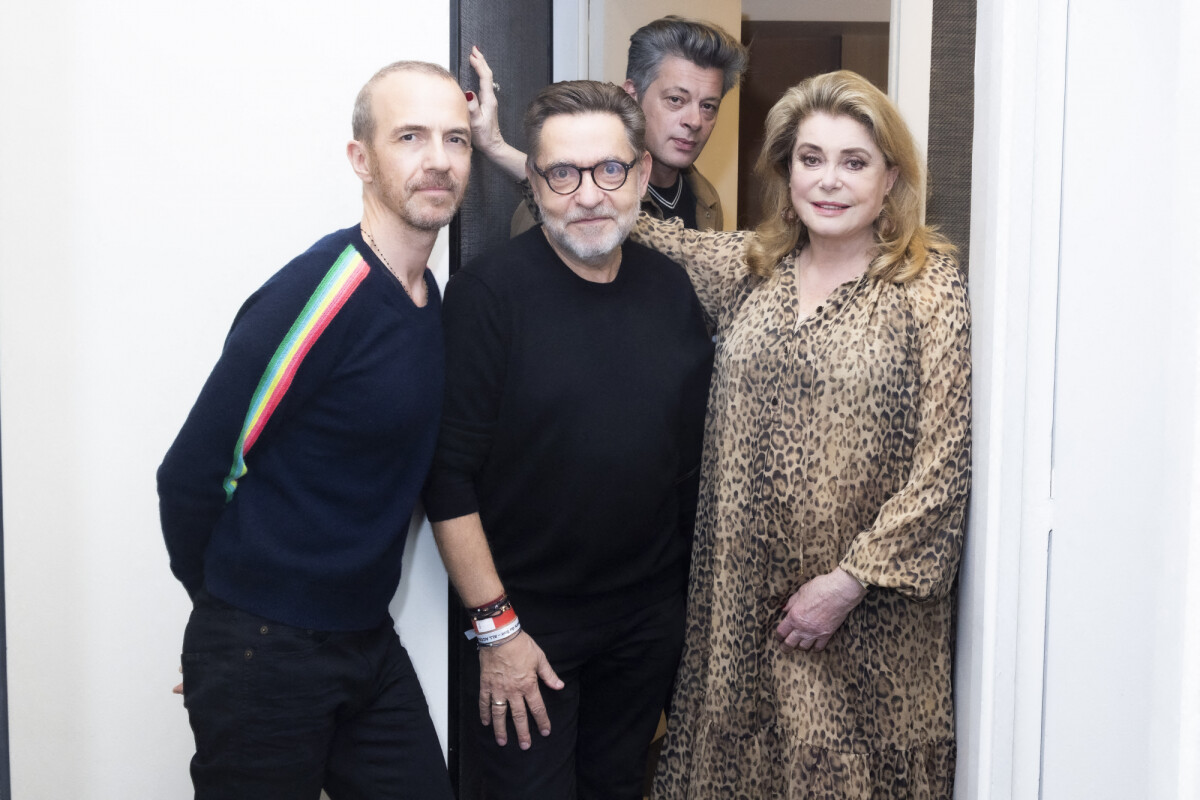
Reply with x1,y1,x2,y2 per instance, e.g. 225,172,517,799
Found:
527,112,646,282
425,81,714,799
531,155,640,274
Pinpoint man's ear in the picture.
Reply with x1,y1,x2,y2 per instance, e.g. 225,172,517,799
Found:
634,149,652,197
525,162,544,207
347,140,373,183
622,79,639,102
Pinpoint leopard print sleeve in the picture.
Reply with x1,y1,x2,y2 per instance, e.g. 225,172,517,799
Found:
630,213,750,331
840,255,972,601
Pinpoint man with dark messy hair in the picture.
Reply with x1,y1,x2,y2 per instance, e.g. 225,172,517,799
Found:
625,15,748,99
622,15,749,226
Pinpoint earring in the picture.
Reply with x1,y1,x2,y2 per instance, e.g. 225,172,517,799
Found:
781,204,798,224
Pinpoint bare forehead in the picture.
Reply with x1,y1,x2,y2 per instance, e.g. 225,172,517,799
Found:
539,112,633,160
648,55,724,97
793,112,879,152
371,71,467,123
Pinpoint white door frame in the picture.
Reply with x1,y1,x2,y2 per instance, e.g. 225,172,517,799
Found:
955,0,1070,797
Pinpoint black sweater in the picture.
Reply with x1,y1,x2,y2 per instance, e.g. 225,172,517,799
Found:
424,230,712,632
158,226,443,631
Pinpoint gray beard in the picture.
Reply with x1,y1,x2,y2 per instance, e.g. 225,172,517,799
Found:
540,203,638,265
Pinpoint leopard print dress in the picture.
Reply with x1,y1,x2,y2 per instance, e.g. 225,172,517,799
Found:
631,217,971,800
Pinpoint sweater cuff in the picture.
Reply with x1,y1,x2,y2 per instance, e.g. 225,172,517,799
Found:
422,474,481,523
838,560,870,590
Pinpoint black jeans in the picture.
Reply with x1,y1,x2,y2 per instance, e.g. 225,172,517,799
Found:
181,592,453,800
464,590,686,800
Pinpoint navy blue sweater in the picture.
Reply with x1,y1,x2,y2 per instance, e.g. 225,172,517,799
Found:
158,225,443,631
424,230,712,633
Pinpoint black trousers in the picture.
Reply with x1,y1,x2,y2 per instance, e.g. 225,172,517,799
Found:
464,591,686,800
181,592,454,800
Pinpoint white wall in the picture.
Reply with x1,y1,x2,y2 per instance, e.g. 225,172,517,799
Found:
962,0,1200,797
588,0,744,228
0,2,453,796
1040,1,1199,796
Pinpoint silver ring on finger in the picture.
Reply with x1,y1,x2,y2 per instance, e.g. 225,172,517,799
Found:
492,81,501,94
491,699,509,707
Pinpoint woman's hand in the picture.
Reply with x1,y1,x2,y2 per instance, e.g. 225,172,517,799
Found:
466,46,529,180
775,567,868,652
466,47,504,156
477,630,565,749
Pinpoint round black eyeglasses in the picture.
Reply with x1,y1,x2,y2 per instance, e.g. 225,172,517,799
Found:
533,159,637,195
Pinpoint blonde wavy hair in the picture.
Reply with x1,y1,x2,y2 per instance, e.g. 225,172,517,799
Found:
746,70,954,282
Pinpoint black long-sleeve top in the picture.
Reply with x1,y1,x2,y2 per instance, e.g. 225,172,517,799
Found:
424,229,713,632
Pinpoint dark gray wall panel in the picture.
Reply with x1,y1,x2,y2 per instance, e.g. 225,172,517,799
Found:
448,3,552,796
927,0,976,272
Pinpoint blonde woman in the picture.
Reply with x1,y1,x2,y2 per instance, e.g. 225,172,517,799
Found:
632,71,970,799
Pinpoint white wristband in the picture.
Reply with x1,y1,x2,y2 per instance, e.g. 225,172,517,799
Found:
475,616,521,646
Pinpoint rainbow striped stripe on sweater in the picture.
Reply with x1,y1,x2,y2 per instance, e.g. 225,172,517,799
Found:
222,244,370,499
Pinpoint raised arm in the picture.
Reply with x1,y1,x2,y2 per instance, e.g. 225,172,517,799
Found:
629,213,752,330
466,46,526,180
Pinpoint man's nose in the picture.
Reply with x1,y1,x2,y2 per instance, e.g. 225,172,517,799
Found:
574,171,606,205
424,139,450,170
680,102,701,130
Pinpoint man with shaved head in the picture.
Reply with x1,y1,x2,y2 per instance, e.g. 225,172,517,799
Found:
158,60,467,799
